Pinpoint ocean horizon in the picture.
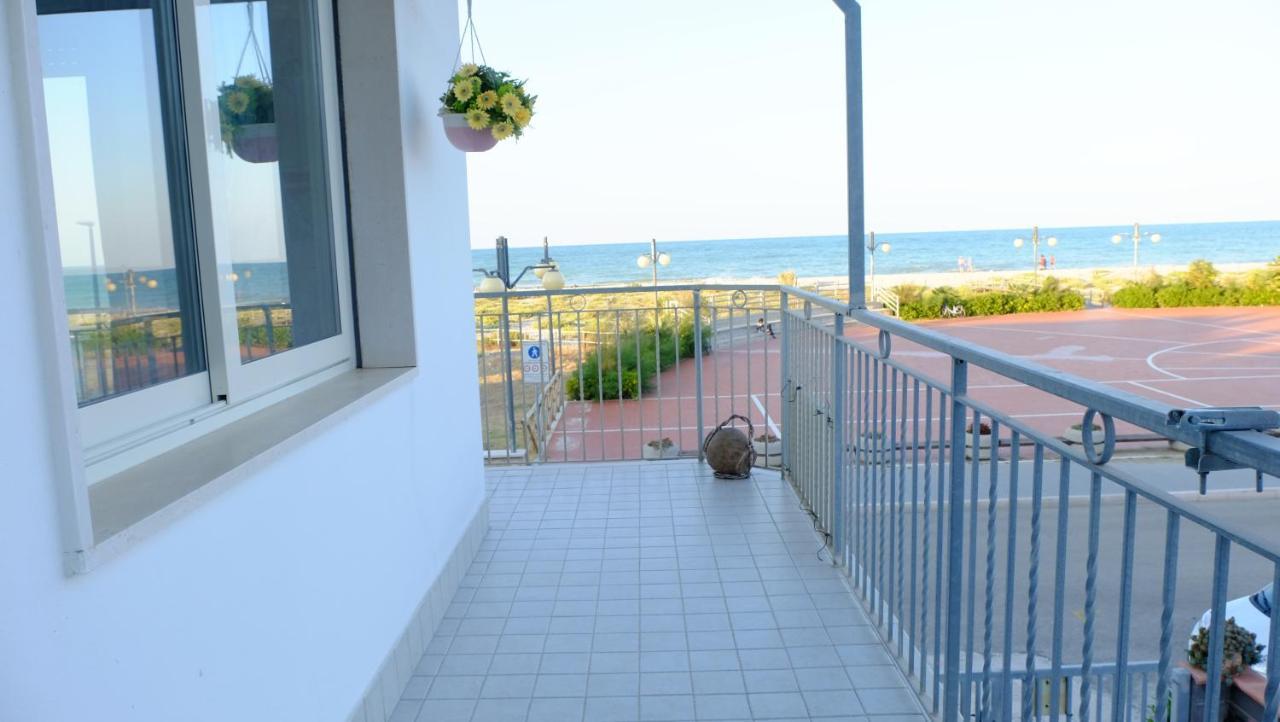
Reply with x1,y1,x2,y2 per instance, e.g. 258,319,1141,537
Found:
471,219,1280,288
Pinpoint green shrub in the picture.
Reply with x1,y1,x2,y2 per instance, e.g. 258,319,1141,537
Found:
1108,259,1280,308
900,280,1085,320
565,317,711,401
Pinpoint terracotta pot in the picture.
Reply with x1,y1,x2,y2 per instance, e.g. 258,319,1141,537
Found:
642,443,679,460
440,112,498,152
965,433,993,460
231,123,278,163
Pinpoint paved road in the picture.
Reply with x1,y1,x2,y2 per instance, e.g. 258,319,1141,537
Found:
876,463,1280,669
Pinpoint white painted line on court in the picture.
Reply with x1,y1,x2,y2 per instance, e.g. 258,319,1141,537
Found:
1128,381,1209,407
750,393,782,438
1109,309,1280,340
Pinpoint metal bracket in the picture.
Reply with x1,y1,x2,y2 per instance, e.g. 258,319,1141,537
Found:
1168,407,1279,494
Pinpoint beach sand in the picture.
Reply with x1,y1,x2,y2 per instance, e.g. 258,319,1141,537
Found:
693,261,1269,291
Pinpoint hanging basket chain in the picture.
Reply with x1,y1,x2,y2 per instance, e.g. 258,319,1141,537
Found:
451,0,488,72
235,1,272,84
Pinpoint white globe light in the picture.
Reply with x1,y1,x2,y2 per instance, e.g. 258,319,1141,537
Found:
478,275,505,293
1111,234,1123,244
534,266,547,279
1013,238,1025,249
1150,233,1162,243
658,252,671,266
637,254,651,269
880,242,891,253
541,269,565,291
1046,237,1058,247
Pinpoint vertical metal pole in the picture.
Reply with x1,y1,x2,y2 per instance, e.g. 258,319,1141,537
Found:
779,291,790,475
831,312,846,558
651,238,659,287
500,293,517,453
837,0,866,306
1133,222,1141,278
694,290,705,463
868,233,875,302
943,357,968,722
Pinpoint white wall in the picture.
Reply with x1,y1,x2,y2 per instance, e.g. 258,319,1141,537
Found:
0,1,484,720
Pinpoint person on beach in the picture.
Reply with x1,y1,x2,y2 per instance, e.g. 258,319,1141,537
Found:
1039,254,1047,270
1049,255,1056,270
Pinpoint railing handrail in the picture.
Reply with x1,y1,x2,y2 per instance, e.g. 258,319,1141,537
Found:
473,281,1280,478
839,305,1280,479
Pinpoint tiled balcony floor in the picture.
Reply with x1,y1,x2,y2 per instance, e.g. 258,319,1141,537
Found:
391,460,926,722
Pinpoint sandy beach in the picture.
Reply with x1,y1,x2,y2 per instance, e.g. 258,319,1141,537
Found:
694,261,1270,292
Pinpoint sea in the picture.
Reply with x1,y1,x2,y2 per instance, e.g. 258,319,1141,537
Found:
472,219,1280,288
61,220,1280,311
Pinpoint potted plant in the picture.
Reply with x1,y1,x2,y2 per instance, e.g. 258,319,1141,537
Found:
752,432,781,459
1063,422,1105,456
1185,618,1264,722
218,75,276,163
965,421,993,460
642,437,679,460
439,63,536,152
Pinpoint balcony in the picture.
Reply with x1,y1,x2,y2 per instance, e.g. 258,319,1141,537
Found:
389,459,925,721
458,283,1280,722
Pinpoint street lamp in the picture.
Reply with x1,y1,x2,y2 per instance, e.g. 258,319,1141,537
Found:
106,269,158,315
472,236,568,454
637,238,670,287
1013,225,1058,278
866,231,890,301
472,235,565,292
1111,222,1162,279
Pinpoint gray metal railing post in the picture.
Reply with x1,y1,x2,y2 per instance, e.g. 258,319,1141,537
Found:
779,291,790,475
693,290,705,463
831,312,846,558
943,357,968,722
262,304,276,353
500,293,517,453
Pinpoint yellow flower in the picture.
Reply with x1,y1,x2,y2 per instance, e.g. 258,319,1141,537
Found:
225,90,250,114
476,90,499,110
491,121,515,141
512,107,532,128
452,80,474,102
499,93,523,116
464,108,490,130
458,63,479,78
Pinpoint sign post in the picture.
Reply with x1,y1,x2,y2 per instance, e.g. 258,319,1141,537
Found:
521,341,548,385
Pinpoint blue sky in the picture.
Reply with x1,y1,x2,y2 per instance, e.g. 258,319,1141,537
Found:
462,0,1280,248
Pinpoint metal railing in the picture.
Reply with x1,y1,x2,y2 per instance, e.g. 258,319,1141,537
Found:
874,285,901,316
474,284,784,463
779,285,1280,722
474,282,1280,721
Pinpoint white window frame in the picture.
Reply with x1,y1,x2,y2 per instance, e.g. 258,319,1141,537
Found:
34,0,356,474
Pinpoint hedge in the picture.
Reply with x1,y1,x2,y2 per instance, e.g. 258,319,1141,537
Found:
565,317,712,400
898,279,1085,321
1109,258,1280,308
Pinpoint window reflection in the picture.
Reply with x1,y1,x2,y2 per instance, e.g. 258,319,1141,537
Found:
201,0,341,364
38,0,206,405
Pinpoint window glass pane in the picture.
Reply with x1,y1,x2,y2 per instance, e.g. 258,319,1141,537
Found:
199,0,340,364
37,0,207,406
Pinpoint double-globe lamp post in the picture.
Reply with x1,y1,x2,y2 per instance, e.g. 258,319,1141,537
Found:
474,235,566,453
1013,226,1057,279
1112,222,1162,279
866,231,890,302
636,238,671,287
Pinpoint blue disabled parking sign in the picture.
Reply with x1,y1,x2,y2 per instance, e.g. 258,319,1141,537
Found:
522,341,548,384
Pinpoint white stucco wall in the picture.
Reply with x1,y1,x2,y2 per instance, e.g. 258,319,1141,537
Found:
0,1,484,720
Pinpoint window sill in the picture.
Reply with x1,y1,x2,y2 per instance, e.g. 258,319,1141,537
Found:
75,366,416,573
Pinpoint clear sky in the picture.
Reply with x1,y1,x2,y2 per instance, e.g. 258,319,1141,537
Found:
462,0,1280,248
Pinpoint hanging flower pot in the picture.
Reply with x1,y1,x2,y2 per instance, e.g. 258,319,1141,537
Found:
231,123,278,163
439,63,536,153
439,109,498,152
219,74,277,164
